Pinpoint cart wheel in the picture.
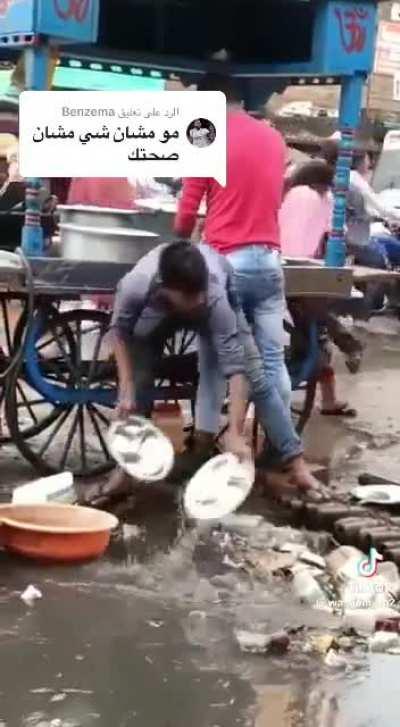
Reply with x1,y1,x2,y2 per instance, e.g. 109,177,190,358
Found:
6,308,116,477
155,328,198,411
0,295,29,444
163,328,196,357
2,304,76,444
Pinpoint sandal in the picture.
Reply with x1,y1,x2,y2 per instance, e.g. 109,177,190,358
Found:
320,404,357,418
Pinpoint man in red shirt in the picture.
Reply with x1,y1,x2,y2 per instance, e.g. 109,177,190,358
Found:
175,72,318,495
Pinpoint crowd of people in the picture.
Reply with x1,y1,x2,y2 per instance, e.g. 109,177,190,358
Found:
2,71,399,506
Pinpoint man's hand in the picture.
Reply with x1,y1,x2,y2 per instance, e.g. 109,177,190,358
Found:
116,392,136,420
224,429,251,462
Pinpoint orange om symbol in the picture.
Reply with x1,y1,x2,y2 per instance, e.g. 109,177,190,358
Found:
335,7,369,54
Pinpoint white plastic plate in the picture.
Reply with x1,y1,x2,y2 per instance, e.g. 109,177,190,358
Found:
351,485,400,505
184,453,255,520
108,416,174,482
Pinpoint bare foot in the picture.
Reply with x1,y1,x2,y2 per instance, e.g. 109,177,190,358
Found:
283,457,330,501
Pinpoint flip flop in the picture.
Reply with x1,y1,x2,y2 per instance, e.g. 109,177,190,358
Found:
320,405,357,418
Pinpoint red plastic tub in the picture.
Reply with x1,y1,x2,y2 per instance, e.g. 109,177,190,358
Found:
0,504,118,562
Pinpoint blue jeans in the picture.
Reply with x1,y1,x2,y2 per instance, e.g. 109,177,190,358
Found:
355,236,400,269
371,235,400,267
195,245,303,463
354,236,400,309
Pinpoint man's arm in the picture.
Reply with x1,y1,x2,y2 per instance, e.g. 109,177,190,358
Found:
352,172,400,222
110,269,151,416
174,177,209,238
113,334,136,417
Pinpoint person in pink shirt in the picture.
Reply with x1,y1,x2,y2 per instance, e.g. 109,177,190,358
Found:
67,177,135,210
280,160,334,259
281,160,362,417
175,71,321,498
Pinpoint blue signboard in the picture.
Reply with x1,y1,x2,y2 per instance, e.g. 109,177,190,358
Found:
0,0,99,43
315,1,377,75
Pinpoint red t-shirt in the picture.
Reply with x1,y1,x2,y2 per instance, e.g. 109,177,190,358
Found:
175,110,286,254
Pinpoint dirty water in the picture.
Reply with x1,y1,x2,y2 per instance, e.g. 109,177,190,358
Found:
0,496,398,727
0,503,321,727
0,319,400,726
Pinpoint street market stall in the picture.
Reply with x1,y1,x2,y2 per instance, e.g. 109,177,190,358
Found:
0,0,387,478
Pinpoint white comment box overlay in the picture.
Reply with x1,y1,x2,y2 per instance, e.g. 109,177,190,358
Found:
19,91,227,186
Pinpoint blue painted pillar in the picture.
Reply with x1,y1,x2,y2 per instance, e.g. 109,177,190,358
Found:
21,42,50,257
325,73,365,267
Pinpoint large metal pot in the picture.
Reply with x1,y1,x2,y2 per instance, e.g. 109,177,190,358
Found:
57,204,176,240
57,204,157,231
59,223,160,264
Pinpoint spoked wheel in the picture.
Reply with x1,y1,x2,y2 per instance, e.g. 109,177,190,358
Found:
6,308,117,477
155,328,198,415
0,295,28,444
3,304,77,443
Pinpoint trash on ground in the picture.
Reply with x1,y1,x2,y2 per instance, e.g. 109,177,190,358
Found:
50,693,67,703
298,551,326,570
292,568,330,609
279,542,326,569
351,484,400,505
343,608,400,634
12,472,76,504
235,630,271,654
369,630,400,653
235,628,290,655
246,550,297,577
122,524,142,541
20,585,42,605
326,544,400,613
309,634,336,655
220,514,264,533
324,649,349,670
375,616,400,633
326,546,363,581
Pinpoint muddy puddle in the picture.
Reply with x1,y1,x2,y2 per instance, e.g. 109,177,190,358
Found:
1,492,398,727
0,319,399,726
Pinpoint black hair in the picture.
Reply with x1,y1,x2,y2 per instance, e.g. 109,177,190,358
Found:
320,139,339,168
197,71,241,103
288,160,334,194
321,139,369,173
351,150,369,171
159,241,208,294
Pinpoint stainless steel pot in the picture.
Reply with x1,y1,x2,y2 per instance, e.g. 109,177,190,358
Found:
58,204,176,241
59,223,160,264
58,205,157,230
